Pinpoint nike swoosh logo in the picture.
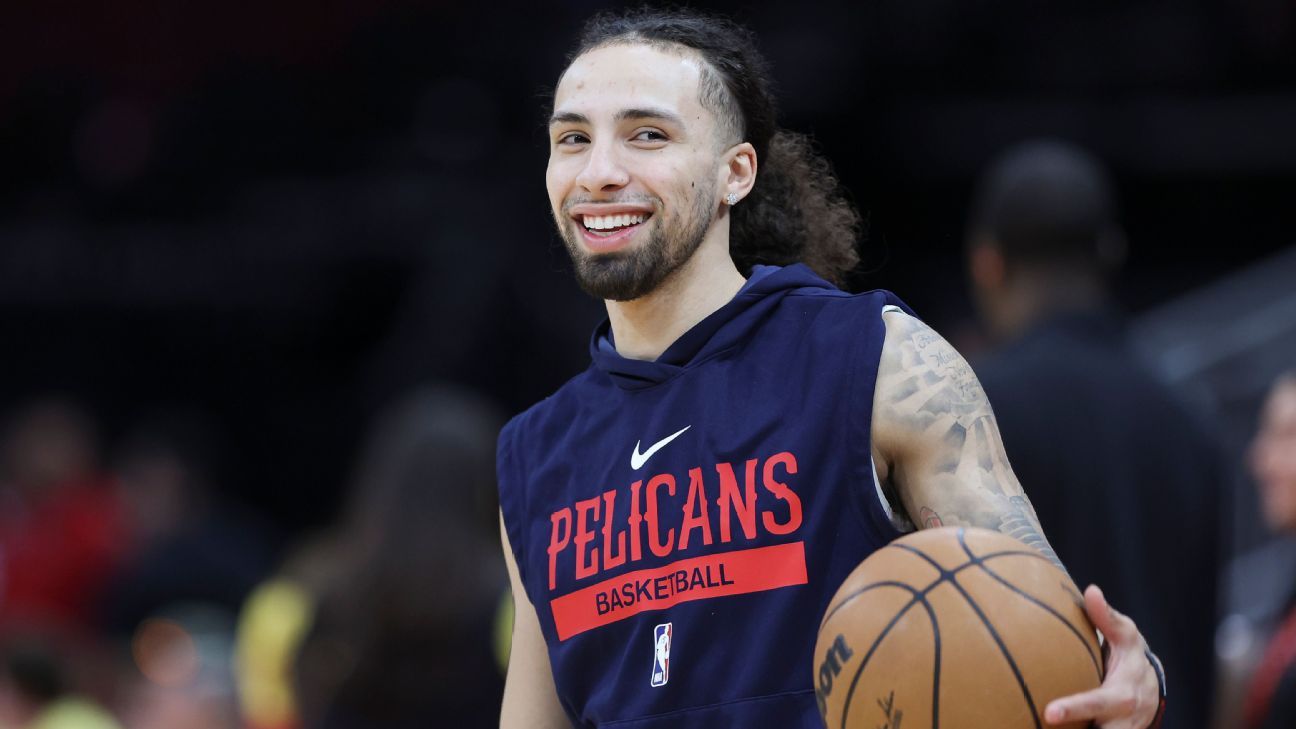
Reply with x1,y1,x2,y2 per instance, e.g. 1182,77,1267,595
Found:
631,425,691,470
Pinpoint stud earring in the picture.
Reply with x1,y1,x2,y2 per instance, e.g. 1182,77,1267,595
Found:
725,192,739,206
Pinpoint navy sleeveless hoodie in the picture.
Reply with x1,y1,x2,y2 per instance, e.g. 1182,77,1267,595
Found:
498,264,914,727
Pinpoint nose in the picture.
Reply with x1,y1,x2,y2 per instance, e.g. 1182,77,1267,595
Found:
575,139,629,194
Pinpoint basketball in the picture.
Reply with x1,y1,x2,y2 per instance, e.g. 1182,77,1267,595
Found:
813,526,1103,729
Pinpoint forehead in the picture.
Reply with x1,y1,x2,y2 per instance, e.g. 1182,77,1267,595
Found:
554,43,711,123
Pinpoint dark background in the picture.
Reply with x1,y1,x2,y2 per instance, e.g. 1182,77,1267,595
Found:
2,0,1293,537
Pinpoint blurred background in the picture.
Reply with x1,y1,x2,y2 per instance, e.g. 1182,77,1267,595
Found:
0,0,1292,727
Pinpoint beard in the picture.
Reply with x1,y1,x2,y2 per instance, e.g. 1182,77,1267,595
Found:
557,182,717,302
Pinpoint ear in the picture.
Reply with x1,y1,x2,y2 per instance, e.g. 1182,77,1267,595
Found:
969,237,1007,291
720,141,758,205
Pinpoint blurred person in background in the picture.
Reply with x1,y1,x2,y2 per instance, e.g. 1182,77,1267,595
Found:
235,533,346,729
966,139,1224,729
1212,373,1296,729
0,398,127,635
95,413,276,729
237,384,507,729
0,640,119,729
112,605,245,729
97,411,275,637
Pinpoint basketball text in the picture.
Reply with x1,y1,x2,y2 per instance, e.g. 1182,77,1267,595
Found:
815,633,855,717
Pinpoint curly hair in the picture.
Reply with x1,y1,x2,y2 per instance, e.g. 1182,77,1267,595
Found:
565,7,861,286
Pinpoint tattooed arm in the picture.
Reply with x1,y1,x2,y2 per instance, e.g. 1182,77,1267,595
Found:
870,310,1163,729
869,309,1065,573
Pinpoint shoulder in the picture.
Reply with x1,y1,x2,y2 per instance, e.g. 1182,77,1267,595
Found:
873,309,991,457
876,308,970,385
879,306,929,345
777,286,915,341
783,283,906,309
497,367,604,547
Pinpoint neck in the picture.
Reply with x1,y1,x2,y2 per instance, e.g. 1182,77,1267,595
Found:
606,235,746,361
989,268,1110,342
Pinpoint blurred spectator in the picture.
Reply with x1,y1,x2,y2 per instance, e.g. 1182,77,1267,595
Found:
96,411,275,637
1214,373,1296,729
73,412,276,729
115,604,244,729
0,398,126,635
236,384,508,729
966,139,1224,729
0,639,120,729
235,534,344,729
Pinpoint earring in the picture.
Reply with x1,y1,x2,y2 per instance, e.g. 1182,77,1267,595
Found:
725,193,739,206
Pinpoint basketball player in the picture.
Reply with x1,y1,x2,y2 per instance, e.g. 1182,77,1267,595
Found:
497,9,1166,728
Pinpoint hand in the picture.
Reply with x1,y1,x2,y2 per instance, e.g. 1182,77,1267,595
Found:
1044,585,1162,728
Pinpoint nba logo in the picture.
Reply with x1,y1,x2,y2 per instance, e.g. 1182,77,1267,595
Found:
650,623,672,687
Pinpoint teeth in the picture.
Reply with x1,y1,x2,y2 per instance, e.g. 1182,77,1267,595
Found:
583,213,648,230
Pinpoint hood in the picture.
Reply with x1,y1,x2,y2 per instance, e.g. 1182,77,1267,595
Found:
589,264,837,390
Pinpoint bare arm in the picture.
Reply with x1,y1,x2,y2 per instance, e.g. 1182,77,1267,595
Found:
499,511,571,729
870,310,1162,729
870,309,1064,573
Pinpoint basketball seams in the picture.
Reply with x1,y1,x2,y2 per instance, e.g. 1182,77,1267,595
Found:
827,540,959,729
966,564,1103,680
818,546,943,630
819,528,1099,728
898,530,1045,729
931,595,942,729
969,547,1055,564
819,581,922,632
836,585,941,729
958,533,1103,681
960,529,1060,728
944,567,1045,729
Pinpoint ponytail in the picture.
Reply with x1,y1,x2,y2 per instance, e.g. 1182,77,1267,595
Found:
730,130,861,285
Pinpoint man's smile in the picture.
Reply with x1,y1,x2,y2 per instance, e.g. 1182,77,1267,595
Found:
569,203,656,252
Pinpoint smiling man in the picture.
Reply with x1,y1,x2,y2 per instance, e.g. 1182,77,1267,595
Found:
497,9,1166,729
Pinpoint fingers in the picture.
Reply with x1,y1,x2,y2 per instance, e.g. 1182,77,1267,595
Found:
1045,670,1159,729
1045,684,1138,726
1083,584,1140,647
1046,586,1158,728
1046,588,1161,728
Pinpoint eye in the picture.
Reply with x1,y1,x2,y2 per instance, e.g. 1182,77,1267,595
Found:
555,131,590,146
632,129,668,143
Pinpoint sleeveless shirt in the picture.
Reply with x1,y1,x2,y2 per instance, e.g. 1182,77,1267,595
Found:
498,264,913,727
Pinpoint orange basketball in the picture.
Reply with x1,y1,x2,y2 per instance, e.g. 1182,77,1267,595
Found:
813,526,1102,729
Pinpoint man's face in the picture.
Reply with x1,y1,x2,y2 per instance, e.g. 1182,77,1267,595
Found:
547,43,728,301
1252,380,1296,533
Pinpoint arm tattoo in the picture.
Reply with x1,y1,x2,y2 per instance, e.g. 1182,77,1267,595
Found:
876,313,1069,577
999,496,1064,571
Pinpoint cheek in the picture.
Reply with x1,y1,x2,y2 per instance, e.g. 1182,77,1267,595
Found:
1261,474,1296,530
662,160,713,206
546,157,572,212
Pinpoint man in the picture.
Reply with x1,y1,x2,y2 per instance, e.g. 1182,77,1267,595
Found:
498,10,1164,728
966,140,1221,729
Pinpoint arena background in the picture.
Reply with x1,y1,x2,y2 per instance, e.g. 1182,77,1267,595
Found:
0,0,1293,726
2,0,1293,532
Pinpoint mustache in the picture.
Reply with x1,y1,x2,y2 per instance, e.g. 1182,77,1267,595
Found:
561,194,660,214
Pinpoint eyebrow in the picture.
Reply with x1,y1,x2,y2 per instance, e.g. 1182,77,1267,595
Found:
548,107,685,127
